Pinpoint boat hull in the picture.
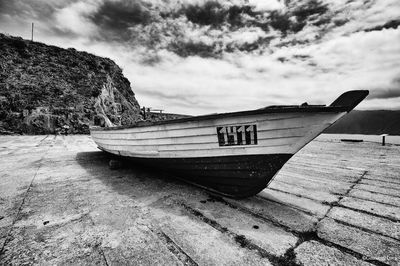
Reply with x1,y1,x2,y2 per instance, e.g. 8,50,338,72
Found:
92,111,343,198
91,90,369,198
106,152,292,198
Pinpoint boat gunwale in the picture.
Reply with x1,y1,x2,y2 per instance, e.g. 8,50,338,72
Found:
91,105,347,132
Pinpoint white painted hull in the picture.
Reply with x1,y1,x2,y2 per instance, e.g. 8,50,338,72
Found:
91,112,346,158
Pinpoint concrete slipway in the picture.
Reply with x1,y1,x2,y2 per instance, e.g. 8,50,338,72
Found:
0,135,399,265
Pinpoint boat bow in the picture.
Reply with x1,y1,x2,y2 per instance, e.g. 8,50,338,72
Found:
330,90,369,112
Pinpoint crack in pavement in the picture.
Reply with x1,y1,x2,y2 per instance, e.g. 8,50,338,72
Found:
0,135,51,256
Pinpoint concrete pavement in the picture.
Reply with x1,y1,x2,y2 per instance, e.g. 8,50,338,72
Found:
0,135,399,265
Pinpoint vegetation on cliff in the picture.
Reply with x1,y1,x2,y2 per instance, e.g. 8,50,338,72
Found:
0,34,141,134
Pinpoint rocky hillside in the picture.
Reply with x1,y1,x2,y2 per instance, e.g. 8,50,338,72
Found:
0,34,141,134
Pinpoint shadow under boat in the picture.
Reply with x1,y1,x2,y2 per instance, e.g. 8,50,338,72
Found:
75,151,224,198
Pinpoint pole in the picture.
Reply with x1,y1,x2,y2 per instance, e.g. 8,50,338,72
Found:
31,23,34,41
382,135,386,146
142,106,146,120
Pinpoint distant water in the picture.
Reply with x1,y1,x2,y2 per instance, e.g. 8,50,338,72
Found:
317,134,400,145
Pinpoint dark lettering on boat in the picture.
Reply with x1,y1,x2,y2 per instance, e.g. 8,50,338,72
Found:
217,125,257,146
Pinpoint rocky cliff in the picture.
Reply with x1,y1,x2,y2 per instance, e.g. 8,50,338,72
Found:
0,34,141,134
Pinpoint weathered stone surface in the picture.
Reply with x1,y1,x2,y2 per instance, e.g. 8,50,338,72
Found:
283,164,363,184
295,240,372,266
359,179,400,192
1,135,400,265
339,196,400,221
318,218,400,265
328,207,400,240
355,183,400,197
349,189,400,207
269,179,340,203
101,225,183,265
151,205,272,266
1,217,107,265
278,171,351,194
183,196,298,256
227,196,318,233
258,189,330,218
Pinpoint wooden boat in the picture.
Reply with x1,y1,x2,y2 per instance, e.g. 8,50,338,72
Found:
90,90,368,198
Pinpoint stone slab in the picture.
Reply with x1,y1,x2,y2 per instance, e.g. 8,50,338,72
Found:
183,196,298,256
318,218,400,265
328,206,400,240
295,240,372,266
258,189,330,218
349,189,400,207
339,196,400,221
269,180,340,203
355,183,400,197
152,204,272,266
227,196,318,233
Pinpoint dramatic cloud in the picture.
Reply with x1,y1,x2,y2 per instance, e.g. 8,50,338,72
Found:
91,0,152,40
53,1,98,37
368,76,400,99
1,0,400,114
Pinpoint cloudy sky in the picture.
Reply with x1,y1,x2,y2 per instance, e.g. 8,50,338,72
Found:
1,0,399,114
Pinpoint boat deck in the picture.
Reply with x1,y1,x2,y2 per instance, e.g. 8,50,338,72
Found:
0,135,399,265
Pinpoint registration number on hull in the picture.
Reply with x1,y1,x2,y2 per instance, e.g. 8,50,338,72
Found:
217,125,258,146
